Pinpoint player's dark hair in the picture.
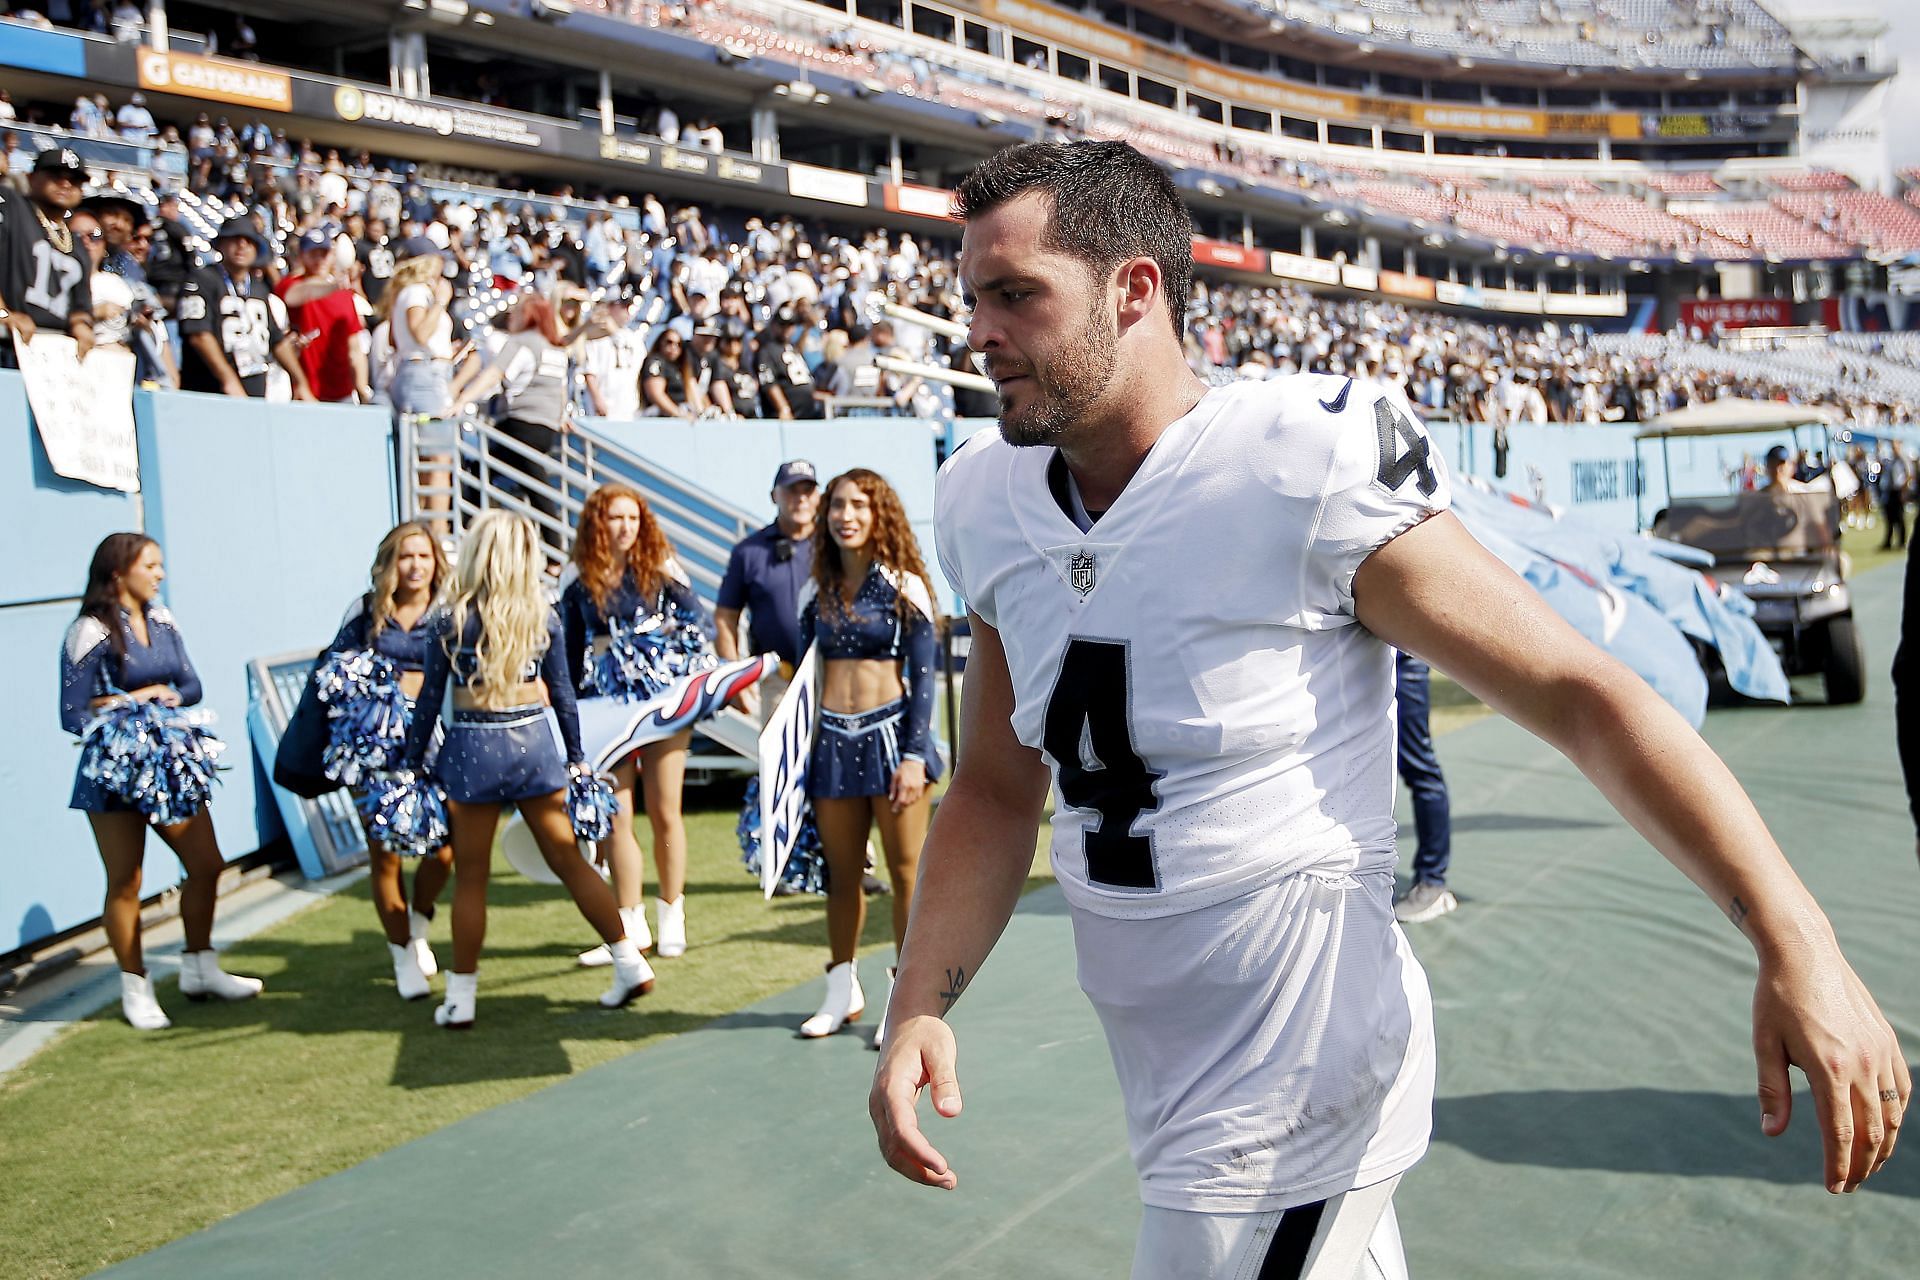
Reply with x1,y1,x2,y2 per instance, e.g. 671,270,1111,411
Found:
79,532,157,659
953,141,1193,337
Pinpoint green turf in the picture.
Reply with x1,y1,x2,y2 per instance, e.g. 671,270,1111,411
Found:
0,797,1049,1280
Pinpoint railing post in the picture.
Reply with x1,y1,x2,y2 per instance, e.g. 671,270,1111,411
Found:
395,411,416,522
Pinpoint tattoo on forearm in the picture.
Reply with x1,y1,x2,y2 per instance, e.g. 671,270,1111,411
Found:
939,966,968,1015
1727,895,1751,933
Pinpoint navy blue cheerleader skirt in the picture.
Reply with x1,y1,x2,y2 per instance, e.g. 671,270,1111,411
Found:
434,705,569,805
807,699,944,800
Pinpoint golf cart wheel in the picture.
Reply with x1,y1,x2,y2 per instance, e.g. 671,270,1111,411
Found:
1821,615,1865,706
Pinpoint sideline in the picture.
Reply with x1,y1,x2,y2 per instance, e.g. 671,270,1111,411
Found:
0,867,365,1078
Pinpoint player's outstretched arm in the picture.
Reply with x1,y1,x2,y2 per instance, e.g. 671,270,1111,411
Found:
1355,511,1909,1194
871,613,1051,1191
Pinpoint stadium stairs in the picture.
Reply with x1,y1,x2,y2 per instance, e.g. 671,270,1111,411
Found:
399,411,764,766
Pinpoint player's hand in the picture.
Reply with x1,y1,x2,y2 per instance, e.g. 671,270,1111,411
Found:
1752,940,1909,1193
888,759,928,813
870,1014,962,1190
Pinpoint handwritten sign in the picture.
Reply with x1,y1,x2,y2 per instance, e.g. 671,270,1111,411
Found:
19,335,138,492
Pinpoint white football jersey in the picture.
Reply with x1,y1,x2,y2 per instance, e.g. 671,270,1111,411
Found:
935,375,1451,919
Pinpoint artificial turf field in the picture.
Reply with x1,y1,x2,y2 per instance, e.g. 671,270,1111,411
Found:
4,549,1918,1278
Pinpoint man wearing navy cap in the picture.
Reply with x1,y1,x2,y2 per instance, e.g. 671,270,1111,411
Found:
0,148,96,367
177,215,309,398
274,226,368,403
717,459,821,676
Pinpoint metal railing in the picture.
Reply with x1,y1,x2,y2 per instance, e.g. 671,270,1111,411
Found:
396,410,765,769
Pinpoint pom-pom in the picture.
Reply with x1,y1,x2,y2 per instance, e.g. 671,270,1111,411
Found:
736,776,827,896
567,768,618,841
314,649,411,786
78,699,226,826
587,605,718,702
357,769,449,858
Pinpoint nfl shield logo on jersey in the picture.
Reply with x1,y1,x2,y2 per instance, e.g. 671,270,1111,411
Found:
1068,550,1096,596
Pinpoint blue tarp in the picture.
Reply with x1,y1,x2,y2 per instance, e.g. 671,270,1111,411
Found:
1450,479,1792,724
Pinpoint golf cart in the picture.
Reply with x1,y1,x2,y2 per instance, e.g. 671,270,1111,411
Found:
1637,399,1864,705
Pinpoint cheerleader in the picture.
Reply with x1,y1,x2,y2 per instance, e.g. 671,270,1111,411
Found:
321,522,454,1000
559,484,717,964
61,533,263,1032
397,510,651,1028
796,469,941,1043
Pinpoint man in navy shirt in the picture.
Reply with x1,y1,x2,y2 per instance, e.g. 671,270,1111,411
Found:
716,459,819,683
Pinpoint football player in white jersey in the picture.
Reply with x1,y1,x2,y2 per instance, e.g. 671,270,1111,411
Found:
869,141,1907,1279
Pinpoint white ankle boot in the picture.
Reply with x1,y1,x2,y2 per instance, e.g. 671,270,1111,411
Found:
600,938,655,1008
872,966,897,1051
656,896,686,958
389,942,431,1001
799,961,864,1039
178,950,264,1002
120,970,171,1031
578,904,650,967
408,909,438,978
436,971,477,1028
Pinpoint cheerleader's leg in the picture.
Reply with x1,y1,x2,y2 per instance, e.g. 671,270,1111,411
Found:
410,842,453,920
870,790,931,955
603,756,646,911
520,789,626,945
814,796,874,967
365,840,413,946
637,732,692,903
447,800,502,974
88,811,150,975
154,809,223,953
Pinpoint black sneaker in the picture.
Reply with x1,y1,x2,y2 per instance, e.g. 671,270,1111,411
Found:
862,872,890,896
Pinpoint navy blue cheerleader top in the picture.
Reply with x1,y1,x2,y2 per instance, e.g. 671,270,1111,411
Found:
798,563,937,763
558,559,715,696
400,606,584,768
60,604,203,735
326,593,439,673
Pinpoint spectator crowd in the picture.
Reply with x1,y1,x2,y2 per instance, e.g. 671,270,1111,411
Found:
1,78,1916,440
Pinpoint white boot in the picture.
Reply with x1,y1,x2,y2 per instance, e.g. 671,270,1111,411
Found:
601,937,655,1008
408,909,438,979
435,971,477,1028
120,970,171,1031
799,961,865,1039
872,966,897,1052
656,896,686,958
389,942,431,1001
578,905,649,967
178,950,264,1002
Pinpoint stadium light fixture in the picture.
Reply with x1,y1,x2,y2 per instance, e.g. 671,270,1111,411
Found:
532,0,574,17
1555,255,1571,267
427,0,468,20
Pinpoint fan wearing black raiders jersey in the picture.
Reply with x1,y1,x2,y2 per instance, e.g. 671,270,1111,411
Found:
869,142,1908,1280
0,148,96,368
176,215,310,399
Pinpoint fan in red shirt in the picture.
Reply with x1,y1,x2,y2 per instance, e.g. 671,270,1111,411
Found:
273,228,371,403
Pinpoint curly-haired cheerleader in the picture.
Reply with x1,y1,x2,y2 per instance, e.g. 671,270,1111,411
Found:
318,523,455,1000
560,484,719,965
797,469,942,1045
396,511,652,1028
61,533,263,1031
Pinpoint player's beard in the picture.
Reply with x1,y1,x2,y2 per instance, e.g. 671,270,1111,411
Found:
997,298,1118,449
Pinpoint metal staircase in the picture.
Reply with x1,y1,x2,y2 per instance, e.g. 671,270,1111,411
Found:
397,412,766,771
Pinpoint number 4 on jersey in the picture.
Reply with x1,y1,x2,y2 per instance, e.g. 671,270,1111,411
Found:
1042,639,1163,890
1375,398,1438,497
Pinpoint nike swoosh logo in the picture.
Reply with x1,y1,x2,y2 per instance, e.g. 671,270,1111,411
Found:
1318,378,1353,414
